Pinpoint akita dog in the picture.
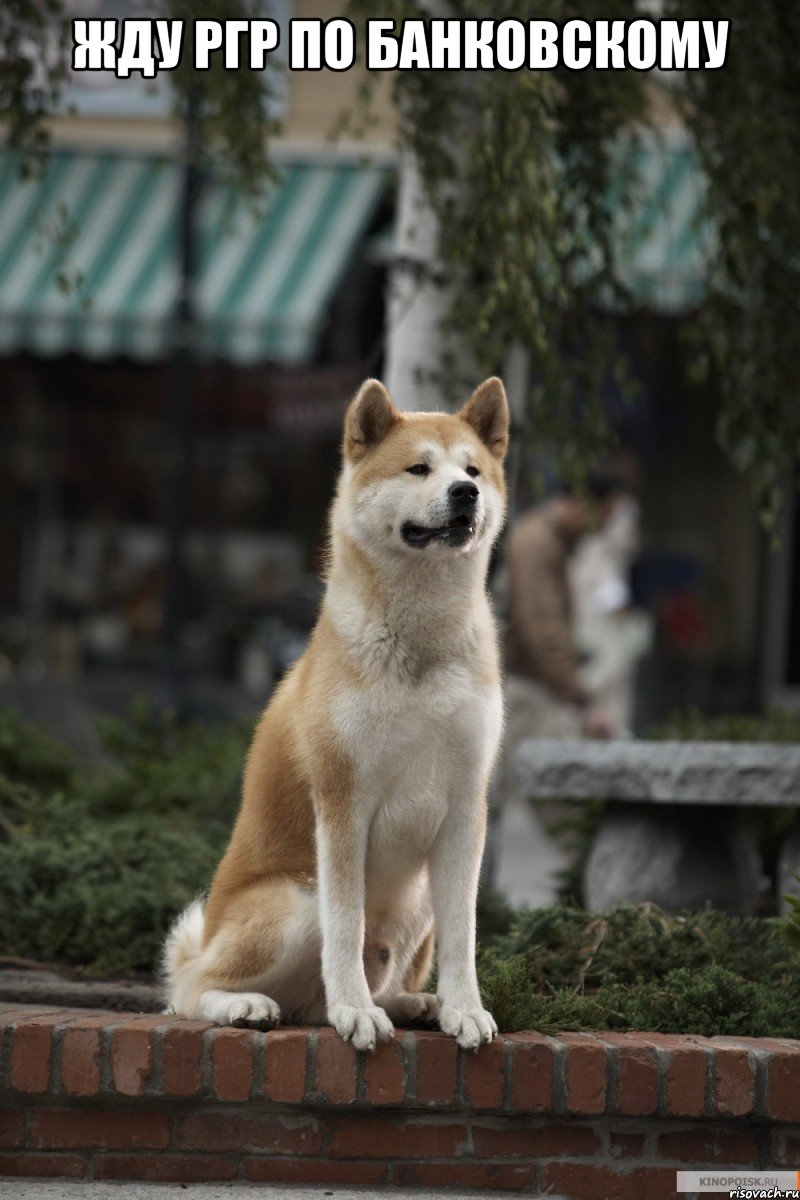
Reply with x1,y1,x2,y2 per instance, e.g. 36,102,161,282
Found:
163,376,509,1051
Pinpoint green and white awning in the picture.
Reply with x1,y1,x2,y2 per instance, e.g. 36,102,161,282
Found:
609,133,712,313
0,151,389,363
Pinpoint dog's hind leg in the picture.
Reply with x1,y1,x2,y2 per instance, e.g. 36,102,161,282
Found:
198,988,281,1028
403,926,436,993
382,926,439,1025
165,876,321,1027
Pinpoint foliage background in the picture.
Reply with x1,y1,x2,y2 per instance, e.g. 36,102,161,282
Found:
0,703,246,975
348,0,800,522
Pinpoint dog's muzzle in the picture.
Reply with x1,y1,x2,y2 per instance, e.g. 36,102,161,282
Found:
401,482,480,548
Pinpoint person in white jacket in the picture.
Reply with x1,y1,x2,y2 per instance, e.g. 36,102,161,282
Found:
570,491,652,734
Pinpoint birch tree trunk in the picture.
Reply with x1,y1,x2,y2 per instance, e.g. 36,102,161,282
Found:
383,151,453,412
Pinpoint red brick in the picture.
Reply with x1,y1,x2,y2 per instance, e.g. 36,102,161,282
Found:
543,1164,677,1200
245,1158,387,1185
31,1109,169,1151
60,1026,104,1097
10,1016,62,1093
314,1028,358,1104
666,1044,708,1117
473,1121,600,1159
263,1028,308,1103
641,1166,683,1200
464,1035,505,1109
508,1033,555,1113
771,1130,800,1166
95,1154,239,1183
713,1048,755,1117
177,1110,322,1156
110,1024,156,1096
609,1130,648,1159
0,1153,86,1178
769,1048,800,1122
602,1034,658,1116
562,1033,606,1116
393,1161,538,1190
329,1115,467,1159
363,1034,407,1104
161,1023,207,1097
623,1027,710,1118
414,1031,458,1106
0,1106,25,1148
541,1163,640,1200
211,1027,254,1101
658,1127,758,1165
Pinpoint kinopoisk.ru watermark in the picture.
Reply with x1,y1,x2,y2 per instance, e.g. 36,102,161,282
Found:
676,1171,800,1197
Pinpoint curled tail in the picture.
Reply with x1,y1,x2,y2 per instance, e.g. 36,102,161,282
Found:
162,898,205,1014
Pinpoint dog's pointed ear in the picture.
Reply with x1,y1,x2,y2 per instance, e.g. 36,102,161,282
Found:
459,377,509,460
344,379,400,462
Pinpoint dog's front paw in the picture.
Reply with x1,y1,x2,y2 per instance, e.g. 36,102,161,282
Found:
329,1003,394,1051
438,1001,497,1050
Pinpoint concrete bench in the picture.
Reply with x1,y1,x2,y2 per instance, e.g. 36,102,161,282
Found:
516,739,800,914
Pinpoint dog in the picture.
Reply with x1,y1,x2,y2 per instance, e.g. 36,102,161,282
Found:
163,376,509,1051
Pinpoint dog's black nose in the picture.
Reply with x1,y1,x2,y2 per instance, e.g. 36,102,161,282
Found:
448,480,479,508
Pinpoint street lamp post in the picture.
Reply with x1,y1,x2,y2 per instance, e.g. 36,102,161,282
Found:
160,83,203,714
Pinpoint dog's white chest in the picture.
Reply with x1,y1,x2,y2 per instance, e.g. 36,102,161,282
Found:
335,661,496,778
332,662,501,887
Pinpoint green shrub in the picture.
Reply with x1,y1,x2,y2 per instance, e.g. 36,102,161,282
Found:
0,701,246,975
493,903,795,990
0,708,74,791
648,706,800,743
0,811,226,974
475,902,800,1037
90,697,248,820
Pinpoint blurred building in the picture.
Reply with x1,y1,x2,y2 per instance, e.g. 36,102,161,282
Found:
0,1,398,696
0,15,792,723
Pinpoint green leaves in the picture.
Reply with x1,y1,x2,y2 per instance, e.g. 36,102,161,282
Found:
0,702,248,975
350,0,645,471
350,0,800,515
784,875,800,953
0,0,68,161
475,896,800,1037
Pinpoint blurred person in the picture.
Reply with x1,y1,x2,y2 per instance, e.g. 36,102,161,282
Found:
489,469,628,908
570,468,653,733
503,469,627,744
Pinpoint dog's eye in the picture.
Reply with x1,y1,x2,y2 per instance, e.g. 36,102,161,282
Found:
406,463,430,476
466,465,480,478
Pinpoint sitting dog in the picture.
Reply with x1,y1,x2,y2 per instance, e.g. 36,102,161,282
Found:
163,376,509,1051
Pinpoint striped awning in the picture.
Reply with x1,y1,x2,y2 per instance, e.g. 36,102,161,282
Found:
610,133,712,313
0,151,389,364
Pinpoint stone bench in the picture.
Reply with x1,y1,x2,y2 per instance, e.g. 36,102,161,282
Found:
516,740,800,914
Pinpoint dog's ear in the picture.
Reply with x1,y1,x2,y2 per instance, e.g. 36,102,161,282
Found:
459,377,509,460
344,379,400,462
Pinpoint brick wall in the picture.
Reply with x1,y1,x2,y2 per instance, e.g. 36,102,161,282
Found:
1,1003,799,1197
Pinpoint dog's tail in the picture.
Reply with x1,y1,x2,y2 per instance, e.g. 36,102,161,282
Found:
161,898,206,1014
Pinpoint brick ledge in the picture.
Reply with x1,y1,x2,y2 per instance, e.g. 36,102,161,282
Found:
2,1003,799,1196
